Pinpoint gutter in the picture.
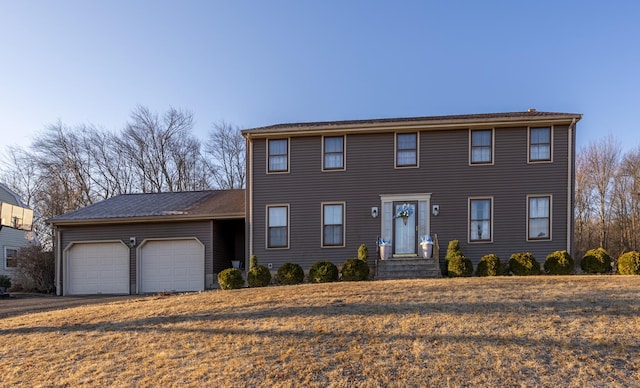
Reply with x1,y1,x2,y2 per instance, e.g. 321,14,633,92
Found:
47,213,246,227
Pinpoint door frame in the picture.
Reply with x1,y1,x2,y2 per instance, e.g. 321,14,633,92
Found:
379,193,432,258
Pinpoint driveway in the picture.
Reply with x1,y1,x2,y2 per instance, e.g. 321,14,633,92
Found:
0,293,140,319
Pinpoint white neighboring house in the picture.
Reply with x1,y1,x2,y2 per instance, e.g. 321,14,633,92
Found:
0,182,37,287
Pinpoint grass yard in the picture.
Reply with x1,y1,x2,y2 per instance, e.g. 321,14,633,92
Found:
1,276,639,387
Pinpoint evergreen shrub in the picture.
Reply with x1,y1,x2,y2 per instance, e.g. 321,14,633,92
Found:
277,262,304,285
544,250,574,275
581,248,612,274
476,254,504,276
217,268,244,290
309,260,339,283
509,252,540,276
341,258,370,281
617,251,640,275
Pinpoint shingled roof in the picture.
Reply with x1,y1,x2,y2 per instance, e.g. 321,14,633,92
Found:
47,189,245,225
242,110,582,137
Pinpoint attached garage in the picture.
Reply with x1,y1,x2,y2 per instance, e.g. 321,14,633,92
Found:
49,190,245,296
138,238,205,293
66,241,130,295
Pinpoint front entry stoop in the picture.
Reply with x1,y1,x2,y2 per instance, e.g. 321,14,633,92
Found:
375,257,441,280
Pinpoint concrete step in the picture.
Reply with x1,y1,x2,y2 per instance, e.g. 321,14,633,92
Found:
375,258,441,279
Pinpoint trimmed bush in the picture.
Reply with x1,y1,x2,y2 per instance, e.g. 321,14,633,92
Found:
544,250,574,275
581,248,612,274
277,262,304,285
448,254,473,277
247,255,272,287
309,260,339,283
357,244,369,261
217,268,244,290
341,258,370,281
445,240,463,262
0,274,11,289
476,254,504,276
509,252,540,276
617,251,640,275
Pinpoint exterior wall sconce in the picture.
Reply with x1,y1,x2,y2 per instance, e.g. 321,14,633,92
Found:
129,237,137,247
371,207,379,218
432,205,440,216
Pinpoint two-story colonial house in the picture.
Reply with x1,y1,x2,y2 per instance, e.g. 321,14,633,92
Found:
242,110,581,272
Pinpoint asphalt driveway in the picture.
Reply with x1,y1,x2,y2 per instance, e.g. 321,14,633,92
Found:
0,293,140,319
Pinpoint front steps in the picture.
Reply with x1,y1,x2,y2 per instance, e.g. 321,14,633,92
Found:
375,257,441,280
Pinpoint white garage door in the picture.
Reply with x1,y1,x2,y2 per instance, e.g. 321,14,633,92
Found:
139,239,204,293
67,242,130,295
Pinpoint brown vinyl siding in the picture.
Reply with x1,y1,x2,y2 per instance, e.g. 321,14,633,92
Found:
56,220,241,293
249,124,572,269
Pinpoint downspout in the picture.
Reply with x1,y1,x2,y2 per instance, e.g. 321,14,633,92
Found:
567,118,576,254
55,226,61,296
245,134,254,266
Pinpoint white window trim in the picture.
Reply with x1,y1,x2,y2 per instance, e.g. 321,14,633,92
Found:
469,128,495,165
4,246,19,270
527,194,553,242
265,204,290,250
468,197,494,244
266,138,290,174
321,202,346,248
394,132,420,169
527,126,553,164
321,135,346,172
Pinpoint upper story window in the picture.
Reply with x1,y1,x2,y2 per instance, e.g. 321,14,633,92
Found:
322,203,345,247
396,133,418,167
267,205,289,249
469,198,492,242
323,136,344,171
268,139,289,173
5,247,18,268
470,129,493,164
528,195,551,240
529,127,552,162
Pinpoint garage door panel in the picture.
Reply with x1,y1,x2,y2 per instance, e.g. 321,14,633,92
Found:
68,242,129,295
140,239,204,293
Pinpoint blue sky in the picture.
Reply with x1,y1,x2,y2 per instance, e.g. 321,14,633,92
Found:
1,1,638,152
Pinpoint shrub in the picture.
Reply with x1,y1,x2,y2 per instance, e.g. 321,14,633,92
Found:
341,258,370,281
544,250,574,275
581,248,612,274
509,252,540,276
445,240,463,262
617,251,640,275
0,274,11,289
476,254,504,276
277,263,304,285
309,260,339,283
16,245,55,292
247,255,272,287
357,244,369,261
448,254,473,277
217,268,244,290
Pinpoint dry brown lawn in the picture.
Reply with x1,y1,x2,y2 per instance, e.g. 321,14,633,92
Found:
1,276,639,387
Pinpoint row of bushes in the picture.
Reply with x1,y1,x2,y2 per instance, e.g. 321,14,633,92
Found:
217,252,371,290
446,240,640,277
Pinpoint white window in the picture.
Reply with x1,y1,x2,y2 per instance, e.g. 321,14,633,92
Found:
469,198,492,242
528,196,551,240
322,203,344,247
470,129,493,164
323,136,344,170
5,247,18,268
267,205,289,248
529,127,551,162
268,139,289,173
396,133,418,167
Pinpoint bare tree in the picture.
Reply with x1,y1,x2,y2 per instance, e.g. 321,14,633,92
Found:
579,136,621,250
120,106,210,192
204,121,246,189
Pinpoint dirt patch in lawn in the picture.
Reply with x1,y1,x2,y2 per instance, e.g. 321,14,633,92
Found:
1,276,639,386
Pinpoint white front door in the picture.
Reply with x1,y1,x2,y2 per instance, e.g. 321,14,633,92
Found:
394,202,417,255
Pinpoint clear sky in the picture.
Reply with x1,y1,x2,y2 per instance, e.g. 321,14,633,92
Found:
1,1,638,153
